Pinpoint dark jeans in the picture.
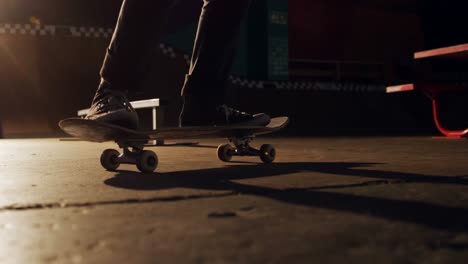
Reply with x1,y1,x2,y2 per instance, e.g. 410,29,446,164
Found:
100,0,252,102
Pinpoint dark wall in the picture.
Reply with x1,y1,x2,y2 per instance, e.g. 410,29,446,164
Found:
0,0,201,32
420,0,468,49
289,0,468,64
0,0,121,25
289,0,422,62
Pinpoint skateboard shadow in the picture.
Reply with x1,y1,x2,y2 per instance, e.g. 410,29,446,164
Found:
104,162,468,232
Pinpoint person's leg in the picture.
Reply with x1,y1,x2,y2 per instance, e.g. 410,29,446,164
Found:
86,0,173,129
179,0,270,127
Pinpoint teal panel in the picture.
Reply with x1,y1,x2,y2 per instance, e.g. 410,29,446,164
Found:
267,0,288,80
162,0,288,80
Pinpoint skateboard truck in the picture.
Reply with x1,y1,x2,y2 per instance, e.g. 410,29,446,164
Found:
217,136,277,163
100,140,159,173
100,135,277,173
102,136,277,173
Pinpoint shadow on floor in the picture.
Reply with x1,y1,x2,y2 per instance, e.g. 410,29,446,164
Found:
104,162,468,232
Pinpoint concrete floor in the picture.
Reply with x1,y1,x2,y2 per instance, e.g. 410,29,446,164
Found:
0,137,468,263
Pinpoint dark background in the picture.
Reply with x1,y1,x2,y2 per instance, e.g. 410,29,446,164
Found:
0,0,468,137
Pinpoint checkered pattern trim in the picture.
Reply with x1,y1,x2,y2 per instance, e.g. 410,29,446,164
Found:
159,46,189,65
159,43,177,59
228,78,385,92
0,23,188,64
229,76,265,89
272,82,386,93
274,81,385,92
183,54,191,66
0,23,114,38
159,44,385,92
69,26,113,38
0,23,55,36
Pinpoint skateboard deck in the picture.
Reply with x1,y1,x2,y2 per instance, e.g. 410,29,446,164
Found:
59,117,288,142
59,116,289,172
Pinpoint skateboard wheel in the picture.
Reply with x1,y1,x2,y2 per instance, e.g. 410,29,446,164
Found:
136,150,158,173
259,144,276,163
100,149,121,171
217,144,234,162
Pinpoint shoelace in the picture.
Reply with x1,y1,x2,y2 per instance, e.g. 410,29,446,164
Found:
217,104,250,123
94,90,133,114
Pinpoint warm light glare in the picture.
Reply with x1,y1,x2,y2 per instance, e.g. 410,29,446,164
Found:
29,16,41,26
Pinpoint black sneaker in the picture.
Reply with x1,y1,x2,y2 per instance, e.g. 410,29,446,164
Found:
179,97,270,127
86,84,139,130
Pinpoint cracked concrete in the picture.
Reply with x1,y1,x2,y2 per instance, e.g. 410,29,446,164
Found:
0,192,237,212
0,137,468,263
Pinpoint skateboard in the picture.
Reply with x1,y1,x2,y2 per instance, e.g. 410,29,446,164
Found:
59,116,289,173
